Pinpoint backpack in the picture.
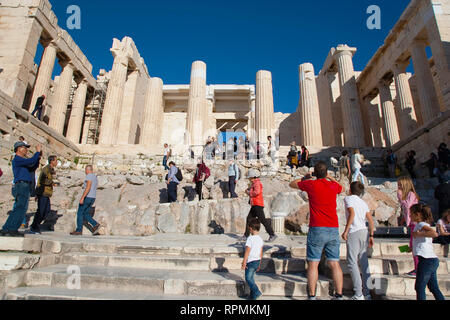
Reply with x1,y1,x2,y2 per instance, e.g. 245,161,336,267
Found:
175,167,183,182
203,166,211,180
234,164,242,180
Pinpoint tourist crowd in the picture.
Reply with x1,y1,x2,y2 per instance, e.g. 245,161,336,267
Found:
0,136,448,301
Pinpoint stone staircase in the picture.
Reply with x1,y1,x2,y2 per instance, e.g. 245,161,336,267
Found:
0,234,448,300
278,146,387,177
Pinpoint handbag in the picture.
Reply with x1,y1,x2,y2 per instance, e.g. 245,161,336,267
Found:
0,168,3,178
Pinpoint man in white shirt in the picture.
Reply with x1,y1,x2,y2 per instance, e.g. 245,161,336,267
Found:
342,181,375,300
351,149,365,184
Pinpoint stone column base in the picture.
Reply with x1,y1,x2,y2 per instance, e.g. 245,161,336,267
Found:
272,217,285,235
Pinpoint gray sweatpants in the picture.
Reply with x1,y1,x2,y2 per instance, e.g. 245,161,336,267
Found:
347,229,371,297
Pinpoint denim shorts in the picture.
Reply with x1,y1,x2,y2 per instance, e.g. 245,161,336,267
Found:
307,227,341,262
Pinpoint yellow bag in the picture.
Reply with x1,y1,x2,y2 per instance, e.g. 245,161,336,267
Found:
395,166,401,177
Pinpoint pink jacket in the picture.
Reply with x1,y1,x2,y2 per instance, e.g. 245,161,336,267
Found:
397,190,419,227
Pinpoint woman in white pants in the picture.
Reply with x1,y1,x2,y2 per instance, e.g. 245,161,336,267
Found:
352,149,365,184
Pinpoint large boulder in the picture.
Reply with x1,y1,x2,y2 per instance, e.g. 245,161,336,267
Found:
374,201,396,224
157,212,177,233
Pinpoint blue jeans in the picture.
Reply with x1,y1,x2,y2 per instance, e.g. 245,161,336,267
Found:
415,256,446,300
352,167,365,183
307,227,341,262
31,107,43,120
163,156,169,170
245,260,262,299
3,182,30,232
76,198,98,233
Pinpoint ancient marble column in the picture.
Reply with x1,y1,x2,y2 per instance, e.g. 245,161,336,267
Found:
299,63,323,146
363,95,383,147
247,91,256,144
117,70,140,145
49,61,74,134
378,79,400,147
334,45,365,147
30,42,57,111
410,40,441,124
66,79,88,144
185,61,207,152
205,86,216,138
393,62,418,139
98,54,129,145
255,70,275,143
141,77,164,146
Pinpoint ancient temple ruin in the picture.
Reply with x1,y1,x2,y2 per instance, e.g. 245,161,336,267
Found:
0,0,449,164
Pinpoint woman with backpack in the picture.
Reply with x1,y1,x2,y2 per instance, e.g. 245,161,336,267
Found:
194,158,210,201
167,162,183,203
228,160,240,198
339,150,352,182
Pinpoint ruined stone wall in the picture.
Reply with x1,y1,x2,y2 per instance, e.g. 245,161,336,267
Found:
275,112,300,146
392,110,450,177
0,89,80,162
0,0,96,107
159,112,188,153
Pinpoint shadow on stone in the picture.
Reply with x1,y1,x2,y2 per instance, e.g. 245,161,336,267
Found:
208,220,224,235
211,257,229,273
159,188,168,204
182,186,196,202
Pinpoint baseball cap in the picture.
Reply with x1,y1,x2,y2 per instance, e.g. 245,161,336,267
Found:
14,141,31,152
247,169,260,179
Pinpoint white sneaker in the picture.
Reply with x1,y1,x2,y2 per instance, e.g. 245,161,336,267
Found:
351,295,365,300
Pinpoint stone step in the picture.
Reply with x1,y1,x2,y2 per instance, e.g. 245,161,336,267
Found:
59,252,450,276
370,274,450,297
24,265,330,297
61,253,211,271
29,234,448,260
375,243,447,257
3,287,295,300
61,253,307,274
34,236,289,257
0,253,40,271
0,237,42,253
338,256,449,276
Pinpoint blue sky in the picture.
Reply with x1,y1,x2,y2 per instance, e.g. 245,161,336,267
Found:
47,0,409,114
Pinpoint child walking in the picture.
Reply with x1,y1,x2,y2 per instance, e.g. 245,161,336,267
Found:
241,218,264,300
397,176,420,277
342,181,375,300
410,204,446,301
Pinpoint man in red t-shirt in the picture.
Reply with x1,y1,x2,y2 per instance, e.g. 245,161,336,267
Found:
290,161,344,300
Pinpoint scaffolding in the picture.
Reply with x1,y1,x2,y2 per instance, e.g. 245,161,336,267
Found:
84,79,108,145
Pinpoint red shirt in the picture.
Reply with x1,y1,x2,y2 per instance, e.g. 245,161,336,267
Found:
297,179,343,228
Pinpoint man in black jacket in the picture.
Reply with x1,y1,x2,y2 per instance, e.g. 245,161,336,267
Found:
31,95,45,120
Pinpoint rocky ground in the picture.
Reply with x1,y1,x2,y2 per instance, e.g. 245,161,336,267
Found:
0,158,441,237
